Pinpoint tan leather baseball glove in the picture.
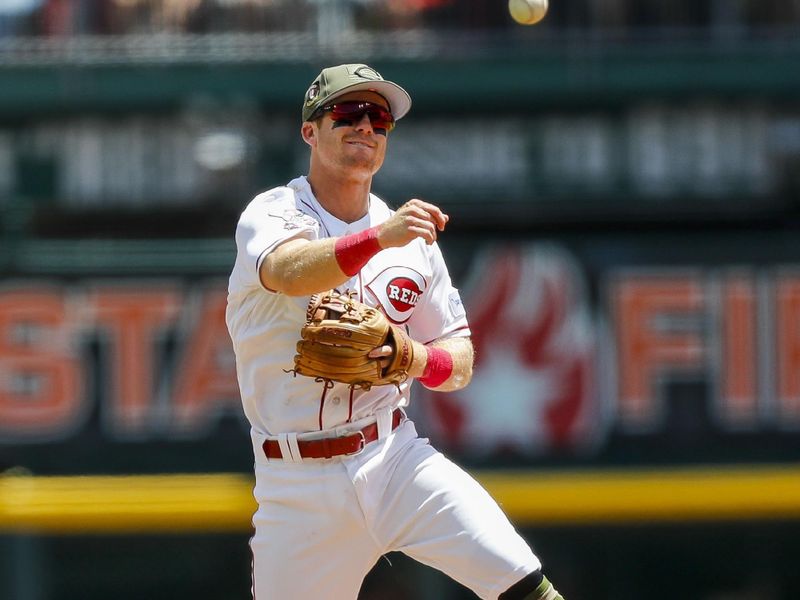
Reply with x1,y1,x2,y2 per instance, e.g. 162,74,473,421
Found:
292,290,414,390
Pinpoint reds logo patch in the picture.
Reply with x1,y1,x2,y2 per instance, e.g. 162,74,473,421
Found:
366,267,427,324
387,277,421,312
305,81,320,106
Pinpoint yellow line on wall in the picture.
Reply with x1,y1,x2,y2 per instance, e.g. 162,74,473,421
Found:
1,465,799,534
0,473,256,534
478,464,800,524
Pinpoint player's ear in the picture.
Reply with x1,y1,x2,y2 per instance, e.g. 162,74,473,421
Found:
301,121,317,148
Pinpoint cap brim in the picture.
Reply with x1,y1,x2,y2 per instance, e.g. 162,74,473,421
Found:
320,80,412,121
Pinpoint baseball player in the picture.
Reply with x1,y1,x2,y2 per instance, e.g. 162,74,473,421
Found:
226,63,565,600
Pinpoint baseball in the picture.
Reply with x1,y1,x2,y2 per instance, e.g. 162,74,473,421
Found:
509,0,548,25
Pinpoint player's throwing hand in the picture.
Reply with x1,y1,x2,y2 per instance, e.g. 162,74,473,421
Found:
378,198,449,247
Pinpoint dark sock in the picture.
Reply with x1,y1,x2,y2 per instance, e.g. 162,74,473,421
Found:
498,570,544,600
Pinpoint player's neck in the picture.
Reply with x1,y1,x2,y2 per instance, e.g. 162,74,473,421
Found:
306,170,371,224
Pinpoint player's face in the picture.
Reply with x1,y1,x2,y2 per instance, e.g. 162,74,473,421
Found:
308,91,391,177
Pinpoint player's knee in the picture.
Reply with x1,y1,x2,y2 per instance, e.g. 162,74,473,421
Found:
499,570,564,600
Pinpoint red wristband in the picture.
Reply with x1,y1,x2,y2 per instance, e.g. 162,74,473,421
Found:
418,346,453,388
334,226,382,276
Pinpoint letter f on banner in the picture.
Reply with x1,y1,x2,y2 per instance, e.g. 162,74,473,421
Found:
612,273,706,430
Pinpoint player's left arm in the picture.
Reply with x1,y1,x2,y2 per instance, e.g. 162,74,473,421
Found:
365,231,473,392
401,238,472,392
411,336,474,392
368,335,473,392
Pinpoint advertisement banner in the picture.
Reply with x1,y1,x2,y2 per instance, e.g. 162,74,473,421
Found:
2,233,800,473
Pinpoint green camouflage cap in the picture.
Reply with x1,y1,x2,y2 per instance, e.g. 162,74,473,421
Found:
302,64,412,123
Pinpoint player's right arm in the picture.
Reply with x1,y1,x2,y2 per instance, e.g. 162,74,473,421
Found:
259,237,341,295
261,199,448,296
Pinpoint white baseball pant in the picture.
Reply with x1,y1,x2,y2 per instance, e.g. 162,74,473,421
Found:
250,419,541,600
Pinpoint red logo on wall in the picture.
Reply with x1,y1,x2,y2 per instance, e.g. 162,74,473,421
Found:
421,243,597,456
386,277,421,313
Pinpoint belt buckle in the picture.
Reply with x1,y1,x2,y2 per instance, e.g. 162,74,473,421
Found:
345,430,366,456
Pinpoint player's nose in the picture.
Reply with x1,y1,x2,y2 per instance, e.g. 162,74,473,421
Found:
353,112,374,133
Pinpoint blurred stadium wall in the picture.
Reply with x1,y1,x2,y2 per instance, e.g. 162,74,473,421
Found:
2,1,800,599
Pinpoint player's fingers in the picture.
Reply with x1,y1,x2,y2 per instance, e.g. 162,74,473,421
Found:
406,215,437,242
368,345,393,358
407,199,448,231
408,224,436,245
400,203,433,221
402,206,445,237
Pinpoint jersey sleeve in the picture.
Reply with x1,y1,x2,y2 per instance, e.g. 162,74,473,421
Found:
408,241,471,344
230,188,320,292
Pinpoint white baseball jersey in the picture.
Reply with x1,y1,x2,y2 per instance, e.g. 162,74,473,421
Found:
226,175,470,438
227,176,541,600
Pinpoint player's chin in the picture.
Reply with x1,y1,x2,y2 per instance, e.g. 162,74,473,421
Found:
341,153,384,174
